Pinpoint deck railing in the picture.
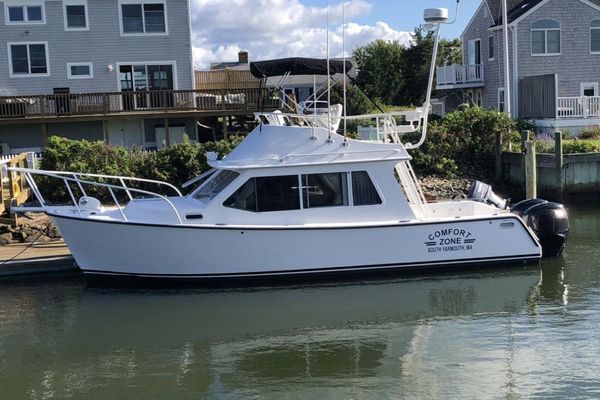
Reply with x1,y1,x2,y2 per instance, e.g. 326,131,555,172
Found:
0,88,280,119
556,96,600,119
436,64,484,87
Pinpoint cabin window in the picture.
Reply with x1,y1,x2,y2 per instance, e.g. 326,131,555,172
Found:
531,19,560,55
224,175,301,212
301,173,349,208
194,170,239,203
351,171,381,206
64,1,88,30
121,2,166,34
8,42,49,77
6,4,44,24
488,35,495,60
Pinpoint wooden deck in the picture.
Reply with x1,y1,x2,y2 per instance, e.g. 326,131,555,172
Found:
0,240,76,276
0,88,280,123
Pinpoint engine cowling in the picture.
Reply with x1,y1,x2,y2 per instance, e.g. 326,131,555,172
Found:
511,199,570,257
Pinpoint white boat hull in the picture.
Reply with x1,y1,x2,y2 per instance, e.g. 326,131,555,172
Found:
50,213,541,279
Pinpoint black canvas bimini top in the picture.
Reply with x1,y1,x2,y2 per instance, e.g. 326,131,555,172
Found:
250,57,352,78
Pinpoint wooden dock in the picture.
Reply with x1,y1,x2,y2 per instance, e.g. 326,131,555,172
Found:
0,240,77,276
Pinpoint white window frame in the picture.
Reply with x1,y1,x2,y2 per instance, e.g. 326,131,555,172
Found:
581,82,598,97
531,19,561,56
498,88,506,113
67,62,93,79
4,2,46,25
63,0,89,31
591,20,600,54
118,0,169,37
7,41,50,78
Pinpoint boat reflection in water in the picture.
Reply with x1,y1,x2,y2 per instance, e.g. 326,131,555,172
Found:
0,267,550,399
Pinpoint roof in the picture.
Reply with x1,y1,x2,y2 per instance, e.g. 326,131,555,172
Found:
250,58,353,78
488,0,600,26
209,124,410,170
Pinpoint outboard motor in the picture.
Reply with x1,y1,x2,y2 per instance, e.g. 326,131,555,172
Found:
468,181,509,210
511,199,570,257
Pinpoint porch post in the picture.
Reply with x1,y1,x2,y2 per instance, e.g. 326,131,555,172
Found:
164,118,170,147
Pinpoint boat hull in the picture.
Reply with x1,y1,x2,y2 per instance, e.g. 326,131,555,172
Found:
50,213,542,279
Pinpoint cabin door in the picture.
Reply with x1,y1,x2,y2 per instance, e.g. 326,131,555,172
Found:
467,39,481,80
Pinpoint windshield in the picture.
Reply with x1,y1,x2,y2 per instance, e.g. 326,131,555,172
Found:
193,170,239,203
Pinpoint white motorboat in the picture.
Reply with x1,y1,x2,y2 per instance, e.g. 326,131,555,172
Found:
10,8,569,280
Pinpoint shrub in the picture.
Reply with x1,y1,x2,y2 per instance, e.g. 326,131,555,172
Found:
578,126,600,140
407,106,516,176
563,141,600,154
38,135,243,202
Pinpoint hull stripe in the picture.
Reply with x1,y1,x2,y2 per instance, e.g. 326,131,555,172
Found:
80,254,541,279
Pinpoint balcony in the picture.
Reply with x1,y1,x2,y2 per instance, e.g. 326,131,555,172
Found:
556,96,600,119
0,88,280,122
436,64,484,90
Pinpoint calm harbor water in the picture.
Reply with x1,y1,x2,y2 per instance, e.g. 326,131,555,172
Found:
1,205,599,399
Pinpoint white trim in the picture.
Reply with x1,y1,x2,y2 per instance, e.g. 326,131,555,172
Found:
512,25,519,119
7,41,50,78
580,82,599,97
461,1,486,39
498,87,506,113
118,0,169,37
530,19,561,56
67,62,94,79
63,0,89,31
4,2,46,25
115,61,179,90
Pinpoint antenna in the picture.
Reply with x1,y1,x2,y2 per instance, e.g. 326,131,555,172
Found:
343,2,348,144
326,1,332,141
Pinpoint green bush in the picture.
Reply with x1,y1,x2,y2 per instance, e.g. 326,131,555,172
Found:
38,135,243,203
563,141,600,154
578,126,600,140
407,106,516,176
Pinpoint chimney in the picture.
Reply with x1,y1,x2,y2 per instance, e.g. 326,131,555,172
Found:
238,51,249,64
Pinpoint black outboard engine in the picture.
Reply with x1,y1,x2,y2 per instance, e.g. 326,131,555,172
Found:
511,199,570,257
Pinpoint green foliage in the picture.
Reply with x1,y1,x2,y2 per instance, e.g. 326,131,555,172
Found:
328,83,374,116
39,136,243,202
578,126,600,139
353,39,405,105
438,38,462,66
401,29,434,106
407,106,516,176
563,140,600,154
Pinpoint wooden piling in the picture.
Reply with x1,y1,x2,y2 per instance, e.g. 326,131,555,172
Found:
555,130,563,198
495,131,502,181
523,130,537,199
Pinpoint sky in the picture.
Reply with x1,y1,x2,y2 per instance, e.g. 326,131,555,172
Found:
191,0,481,68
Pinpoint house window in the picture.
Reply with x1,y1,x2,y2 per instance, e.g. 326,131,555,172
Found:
498,88,506,113
351,171,381,206
301,173,349,208
488,35,495,60
591,20,600,53
8,42,49,77
581,83,598,97
5,4,44,24
64,1,88,30
67,62,93,79
531,19,560,55
120,1,166,34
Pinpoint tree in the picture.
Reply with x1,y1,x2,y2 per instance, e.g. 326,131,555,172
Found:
401,29,434,106
438,38,462,66
327,81,373,116
353,39,405,105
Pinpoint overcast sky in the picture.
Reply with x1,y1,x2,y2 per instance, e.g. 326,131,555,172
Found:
190,0,480,68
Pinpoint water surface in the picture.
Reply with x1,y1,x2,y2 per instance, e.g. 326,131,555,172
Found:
1,205,599,399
